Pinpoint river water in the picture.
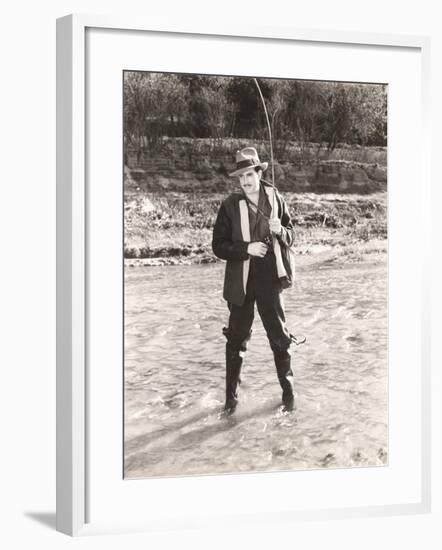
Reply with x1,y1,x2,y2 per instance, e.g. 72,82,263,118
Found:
124,260,387,479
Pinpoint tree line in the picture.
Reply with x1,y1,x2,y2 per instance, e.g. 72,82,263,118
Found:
124,72,387,155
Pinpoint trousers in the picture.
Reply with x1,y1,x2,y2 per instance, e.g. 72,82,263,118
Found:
223,254,292,355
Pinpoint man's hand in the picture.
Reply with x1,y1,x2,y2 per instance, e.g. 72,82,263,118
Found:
269,218,282,235
247,242,268,258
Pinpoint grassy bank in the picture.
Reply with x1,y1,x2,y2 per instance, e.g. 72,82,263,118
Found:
124,191,387,266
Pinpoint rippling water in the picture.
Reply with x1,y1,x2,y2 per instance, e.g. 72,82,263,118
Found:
124,261,387,478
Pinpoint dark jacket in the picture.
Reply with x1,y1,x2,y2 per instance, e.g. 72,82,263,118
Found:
212,183,295,306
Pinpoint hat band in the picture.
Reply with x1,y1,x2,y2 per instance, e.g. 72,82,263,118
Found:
236,158,259,170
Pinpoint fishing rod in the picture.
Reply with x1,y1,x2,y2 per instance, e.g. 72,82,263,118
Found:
254,78,306,348
253,78,276,215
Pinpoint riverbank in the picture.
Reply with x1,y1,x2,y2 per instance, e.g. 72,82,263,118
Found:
124,191,387,266
125,240,387,268
126,138,387,195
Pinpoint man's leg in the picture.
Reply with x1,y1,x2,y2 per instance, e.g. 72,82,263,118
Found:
256,288,295,410
222,293,255,412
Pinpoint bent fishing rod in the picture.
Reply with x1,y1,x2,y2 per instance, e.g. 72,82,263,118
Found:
253,77,277,215
240,78,278,221
253,78,306,347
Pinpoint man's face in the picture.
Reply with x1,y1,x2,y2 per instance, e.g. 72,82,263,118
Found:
239,169,261,195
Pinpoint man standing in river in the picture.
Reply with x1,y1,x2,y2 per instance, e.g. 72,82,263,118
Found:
212,147,297,414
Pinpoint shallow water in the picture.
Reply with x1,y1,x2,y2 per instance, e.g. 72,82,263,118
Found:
124,261,387,478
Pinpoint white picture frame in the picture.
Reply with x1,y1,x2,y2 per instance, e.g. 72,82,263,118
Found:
56,13,432,536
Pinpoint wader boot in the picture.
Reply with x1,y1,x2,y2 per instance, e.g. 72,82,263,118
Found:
224,343,243,413
274,350,295,411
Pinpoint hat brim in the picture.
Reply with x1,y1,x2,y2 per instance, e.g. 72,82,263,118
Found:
228,162,268,177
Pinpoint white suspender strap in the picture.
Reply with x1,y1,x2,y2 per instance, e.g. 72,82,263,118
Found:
263,187,287,279
239,200,251,294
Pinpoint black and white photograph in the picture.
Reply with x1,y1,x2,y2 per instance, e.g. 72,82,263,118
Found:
123,71,388,479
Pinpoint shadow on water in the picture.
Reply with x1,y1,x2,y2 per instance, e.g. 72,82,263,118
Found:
125,400,282,470
125,407,219,453
171,400,284,447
